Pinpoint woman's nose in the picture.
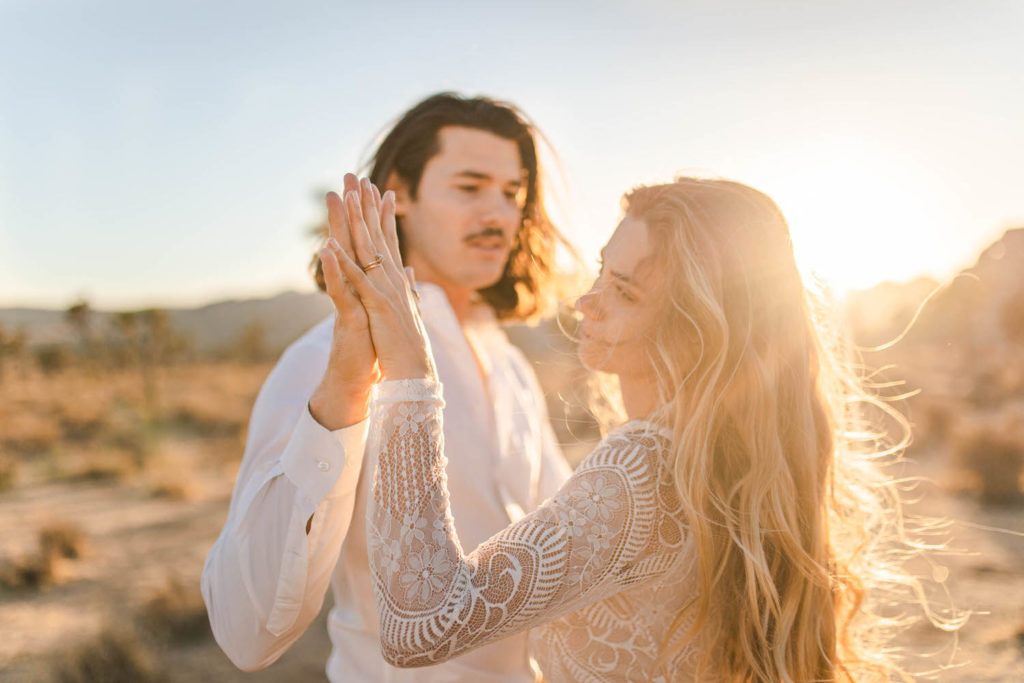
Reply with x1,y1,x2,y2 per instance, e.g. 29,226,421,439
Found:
575,289,603,320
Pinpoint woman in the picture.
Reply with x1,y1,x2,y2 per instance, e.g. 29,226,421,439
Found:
319,177,934,681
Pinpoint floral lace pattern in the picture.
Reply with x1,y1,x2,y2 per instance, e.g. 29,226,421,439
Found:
367,380,701,681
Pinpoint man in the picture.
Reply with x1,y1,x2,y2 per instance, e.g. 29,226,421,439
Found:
202,93,574,682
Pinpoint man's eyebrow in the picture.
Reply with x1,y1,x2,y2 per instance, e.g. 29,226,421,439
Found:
453,170,522,187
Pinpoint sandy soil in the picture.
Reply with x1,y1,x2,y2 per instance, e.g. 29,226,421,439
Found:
1,448,1022,682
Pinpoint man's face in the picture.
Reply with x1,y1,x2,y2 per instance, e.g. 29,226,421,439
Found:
394,126,526,295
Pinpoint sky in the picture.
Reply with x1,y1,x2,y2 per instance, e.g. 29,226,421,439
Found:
1,0,1022,310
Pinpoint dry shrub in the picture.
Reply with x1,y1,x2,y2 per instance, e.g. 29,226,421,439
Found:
39,520,87,560
63,452,136,483
53,629,165,683
0,411,61,456
160,363,265,440
0,455,17,491
137,575,211,644
0,551,58,591
59,402,111,443
166,403,246,439
0,520,85,591
951,412,1024,504
149,477,196,501
908,397,958,452
103,411,155,469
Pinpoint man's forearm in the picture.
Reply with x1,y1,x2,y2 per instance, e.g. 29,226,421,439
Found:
202,405,368,670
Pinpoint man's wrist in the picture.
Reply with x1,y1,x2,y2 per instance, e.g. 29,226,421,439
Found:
309,383,371,431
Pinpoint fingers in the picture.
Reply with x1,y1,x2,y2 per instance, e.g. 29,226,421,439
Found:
345,183,407,294
358,178,402,282
326,173,363,254
326,192,353,255
329,226,387,311
344,190,379,274
330,175,410,309
319,243,360,315
382,190,403,271
358,178,384,254
343,173,359,197
371,182,382,213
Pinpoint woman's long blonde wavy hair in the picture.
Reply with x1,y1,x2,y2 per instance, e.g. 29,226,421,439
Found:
615,178,958,681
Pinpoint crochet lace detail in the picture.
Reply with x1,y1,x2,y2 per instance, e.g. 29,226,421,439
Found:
368,381,701,681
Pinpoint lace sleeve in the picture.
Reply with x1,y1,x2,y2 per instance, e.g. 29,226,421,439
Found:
367,379,668,668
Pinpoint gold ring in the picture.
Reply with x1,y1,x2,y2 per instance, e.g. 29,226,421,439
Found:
361,254,385,272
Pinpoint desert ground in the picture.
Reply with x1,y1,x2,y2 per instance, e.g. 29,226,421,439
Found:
1,341,1022,681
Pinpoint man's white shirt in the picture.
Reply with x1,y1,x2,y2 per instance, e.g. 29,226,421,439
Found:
201,283,572,682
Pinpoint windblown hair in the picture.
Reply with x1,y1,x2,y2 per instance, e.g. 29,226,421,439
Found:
614,178,959,681
311,92,573,321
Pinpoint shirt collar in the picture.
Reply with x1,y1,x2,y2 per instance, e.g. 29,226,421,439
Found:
416,282,498,330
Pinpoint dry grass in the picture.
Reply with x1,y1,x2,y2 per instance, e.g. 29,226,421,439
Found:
159,364,264,442
0,454,17,491
137,575,211,644
908,397,959,453
148,476,198,501
58,399,111,443
52,628,166,683
0,550,58,591
951,410,1024,504
0,411,62,456
0,519,86,592
60,451,138,484
39,520,87,560
0,363,271,490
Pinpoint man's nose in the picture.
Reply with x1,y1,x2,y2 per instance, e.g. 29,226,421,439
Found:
480,189,521,230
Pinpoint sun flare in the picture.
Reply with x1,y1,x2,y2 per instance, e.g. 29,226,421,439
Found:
749,139,947,293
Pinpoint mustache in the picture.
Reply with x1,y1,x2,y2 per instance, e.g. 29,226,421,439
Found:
464,227,509,245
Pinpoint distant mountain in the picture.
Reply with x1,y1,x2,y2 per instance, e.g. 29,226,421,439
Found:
847,227,1024,351
5,226,1022,362
170,291,333,354
0,290,333,356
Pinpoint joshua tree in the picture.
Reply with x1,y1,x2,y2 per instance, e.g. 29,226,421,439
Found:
113,309,172,419
65,299,94,364
235,321,268,363
0,324,27,384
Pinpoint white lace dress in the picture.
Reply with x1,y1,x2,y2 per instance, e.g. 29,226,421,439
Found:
367,380,703,682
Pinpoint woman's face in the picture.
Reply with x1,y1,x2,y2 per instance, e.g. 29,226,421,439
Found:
575,215,664,378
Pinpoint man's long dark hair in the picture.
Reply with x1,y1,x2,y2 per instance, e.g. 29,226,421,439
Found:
312,92,571,321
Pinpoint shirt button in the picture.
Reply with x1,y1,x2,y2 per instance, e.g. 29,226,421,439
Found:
317,460,330,472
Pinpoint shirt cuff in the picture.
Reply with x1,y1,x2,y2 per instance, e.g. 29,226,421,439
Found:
280,404,369,503
371,378,444,405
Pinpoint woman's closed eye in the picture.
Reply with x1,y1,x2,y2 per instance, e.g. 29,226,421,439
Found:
616,285,638,303
595,258,638,303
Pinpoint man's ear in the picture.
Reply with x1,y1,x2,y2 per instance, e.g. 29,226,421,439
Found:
384,172,411,216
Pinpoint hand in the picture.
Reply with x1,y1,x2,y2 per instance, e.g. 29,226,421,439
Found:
309,174,381,430
330,177,437,382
